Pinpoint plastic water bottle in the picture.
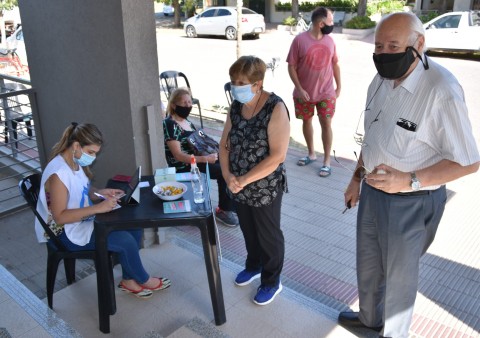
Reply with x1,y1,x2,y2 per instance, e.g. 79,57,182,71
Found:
190,155,204,204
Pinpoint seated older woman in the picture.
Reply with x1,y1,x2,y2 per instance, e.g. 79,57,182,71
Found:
163,87,239,227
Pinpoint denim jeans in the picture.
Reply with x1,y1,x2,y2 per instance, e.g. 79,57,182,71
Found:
57,229,149,283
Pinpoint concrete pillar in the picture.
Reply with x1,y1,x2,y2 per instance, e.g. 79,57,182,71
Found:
18,0,166,188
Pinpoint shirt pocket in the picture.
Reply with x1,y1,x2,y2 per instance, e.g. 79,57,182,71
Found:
387,124,418,159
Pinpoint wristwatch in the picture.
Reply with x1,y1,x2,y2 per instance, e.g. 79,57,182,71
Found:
410,172,421,191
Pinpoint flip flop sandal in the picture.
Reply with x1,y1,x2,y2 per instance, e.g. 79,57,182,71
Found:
117,281,153,299
143,277,171,291
319,166,331,177
297,156,317,166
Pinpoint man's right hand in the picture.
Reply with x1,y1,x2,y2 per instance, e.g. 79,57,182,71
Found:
297,88,310,102
344,178,361,209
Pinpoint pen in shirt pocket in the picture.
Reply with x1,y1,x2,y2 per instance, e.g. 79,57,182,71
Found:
396,118,417,131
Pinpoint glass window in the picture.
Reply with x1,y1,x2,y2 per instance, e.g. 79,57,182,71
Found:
242,9,256,15
217,9,231,17
434,15,461,28
201,9,216,18
444,15,461,28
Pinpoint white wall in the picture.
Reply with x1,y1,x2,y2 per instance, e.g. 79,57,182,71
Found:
453,0,473,11
3,7,21,24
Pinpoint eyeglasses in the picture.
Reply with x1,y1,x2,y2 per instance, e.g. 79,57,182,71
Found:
355,79,385,146
354,110,367,146
333,150,371,176
354,109,384,147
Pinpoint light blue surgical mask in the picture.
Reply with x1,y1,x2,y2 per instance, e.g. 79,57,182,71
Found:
74,148,96,167
231,84,255,104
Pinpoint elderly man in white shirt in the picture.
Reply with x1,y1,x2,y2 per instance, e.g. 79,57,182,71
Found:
338,12,480,338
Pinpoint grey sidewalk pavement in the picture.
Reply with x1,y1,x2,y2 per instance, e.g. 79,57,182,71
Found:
2,22,480,338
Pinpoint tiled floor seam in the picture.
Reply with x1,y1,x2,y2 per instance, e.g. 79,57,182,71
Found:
170,229,350,315
412,313,478,338
172,231,339,321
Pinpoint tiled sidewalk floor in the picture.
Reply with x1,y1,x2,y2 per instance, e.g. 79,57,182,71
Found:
0,117,479,337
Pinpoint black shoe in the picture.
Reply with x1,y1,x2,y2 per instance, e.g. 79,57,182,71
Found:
338,311,382,332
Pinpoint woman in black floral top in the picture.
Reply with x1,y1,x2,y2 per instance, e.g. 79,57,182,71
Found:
163,87,238,227
219,56,290,305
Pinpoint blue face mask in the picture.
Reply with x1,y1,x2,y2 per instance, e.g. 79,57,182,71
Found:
74,148,96,167
231,84,255,104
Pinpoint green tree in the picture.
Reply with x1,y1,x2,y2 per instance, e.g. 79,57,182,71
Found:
357,0,367,16
173,0,181,28
291,0,299,20
0,0,18,46
154,0,181,27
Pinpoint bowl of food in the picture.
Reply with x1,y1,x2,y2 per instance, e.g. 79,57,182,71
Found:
152,181,187,201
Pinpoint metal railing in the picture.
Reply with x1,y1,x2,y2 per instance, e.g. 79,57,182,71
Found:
0,74,40,216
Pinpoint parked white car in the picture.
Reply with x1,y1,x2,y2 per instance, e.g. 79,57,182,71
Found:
163,5,174,16
424,11,480,53
184,6,265,40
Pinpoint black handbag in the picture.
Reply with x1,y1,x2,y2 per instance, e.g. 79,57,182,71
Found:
187,129,220,156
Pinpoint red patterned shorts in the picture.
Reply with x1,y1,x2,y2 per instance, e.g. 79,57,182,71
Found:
293,97,336,120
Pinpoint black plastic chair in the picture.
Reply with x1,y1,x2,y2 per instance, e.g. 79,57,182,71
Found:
224,82,233,107
159,70,203,128
18,173,115,309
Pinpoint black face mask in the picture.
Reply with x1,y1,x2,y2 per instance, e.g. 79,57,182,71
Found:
321,24,334,35
175,105,192,119
373,46,424,79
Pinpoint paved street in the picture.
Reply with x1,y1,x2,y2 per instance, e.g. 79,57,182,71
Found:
155,20,480,162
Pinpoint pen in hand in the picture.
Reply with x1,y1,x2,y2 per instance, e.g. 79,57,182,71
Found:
94,192,107,200
342,201,352,214
94,192,121,211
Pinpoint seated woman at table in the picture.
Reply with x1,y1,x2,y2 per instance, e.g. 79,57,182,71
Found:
163,87,239,227
35,122,170,299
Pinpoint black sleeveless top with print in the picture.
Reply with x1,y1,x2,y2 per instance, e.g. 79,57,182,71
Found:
227,93,288,207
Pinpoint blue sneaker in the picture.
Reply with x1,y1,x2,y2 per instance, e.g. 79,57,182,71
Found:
253,282,283,305
234,269,261,286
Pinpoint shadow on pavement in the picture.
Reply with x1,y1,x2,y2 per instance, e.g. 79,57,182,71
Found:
418,253,480,333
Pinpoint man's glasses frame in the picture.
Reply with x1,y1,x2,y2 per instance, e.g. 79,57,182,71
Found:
354,79,385,146
333,150,371,176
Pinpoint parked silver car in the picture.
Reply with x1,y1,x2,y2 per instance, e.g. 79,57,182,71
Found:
184,6,265,40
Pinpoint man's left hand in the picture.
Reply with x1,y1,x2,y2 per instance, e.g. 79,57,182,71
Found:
364,164,410,193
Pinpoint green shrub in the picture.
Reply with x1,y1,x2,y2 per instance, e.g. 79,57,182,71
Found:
275,1,358,13
344,15,376,29
276,2,292,11
283,16,297,26
419,11,439,23
366,0,405,16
